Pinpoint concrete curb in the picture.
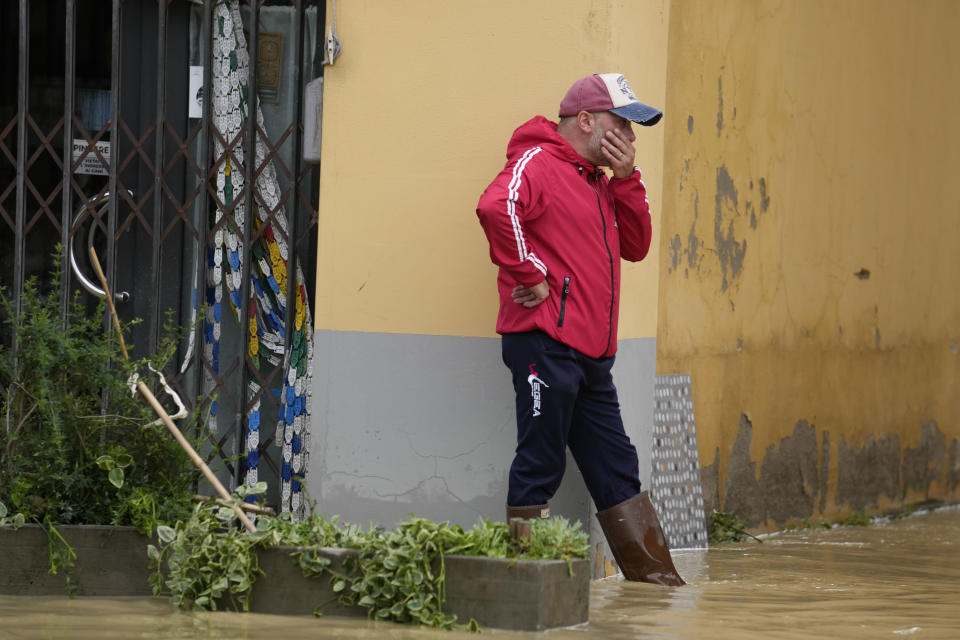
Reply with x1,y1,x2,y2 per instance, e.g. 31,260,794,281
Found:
0,526,589,630
0,524,153,596
443,554,590,631
253,547,590,630
248,546,364,618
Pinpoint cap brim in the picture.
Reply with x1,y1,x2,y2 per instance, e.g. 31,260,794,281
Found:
610,102,663,126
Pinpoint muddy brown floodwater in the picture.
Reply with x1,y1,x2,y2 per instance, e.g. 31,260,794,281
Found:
1,508,958,639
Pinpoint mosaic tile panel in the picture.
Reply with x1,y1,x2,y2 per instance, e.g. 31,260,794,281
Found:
650,374,708,549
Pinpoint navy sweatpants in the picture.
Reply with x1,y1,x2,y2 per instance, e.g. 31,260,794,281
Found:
502,331,642,512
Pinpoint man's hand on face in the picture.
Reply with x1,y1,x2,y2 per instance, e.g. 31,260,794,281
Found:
512,280,550,308
600,127,636,179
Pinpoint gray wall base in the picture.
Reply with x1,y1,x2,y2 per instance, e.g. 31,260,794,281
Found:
308,330,656,578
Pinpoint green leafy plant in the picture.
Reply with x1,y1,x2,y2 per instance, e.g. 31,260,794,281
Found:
41,516,79,596
96,453,134,490
0,256,203,588
802,517,832,530
149,483,284,612
150,485,589,632
0,499,25,529
836,511,871,527
524,516,592,568
892,505,917,520
708,510,762,543
338,516,459,628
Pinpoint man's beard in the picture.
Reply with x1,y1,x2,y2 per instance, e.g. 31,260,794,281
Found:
588,127,609,167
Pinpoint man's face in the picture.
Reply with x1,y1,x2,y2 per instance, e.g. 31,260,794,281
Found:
588,111,635,166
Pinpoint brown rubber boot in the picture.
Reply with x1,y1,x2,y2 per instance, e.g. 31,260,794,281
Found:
506,503,549,546
596,491,686,586
506,503,550,521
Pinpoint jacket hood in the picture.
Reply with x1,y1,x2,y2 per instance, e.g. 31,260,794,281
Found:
506,116,598,171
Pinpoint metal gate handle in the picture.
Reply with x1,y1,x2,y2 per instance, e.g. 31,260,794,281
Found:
69,191,131,303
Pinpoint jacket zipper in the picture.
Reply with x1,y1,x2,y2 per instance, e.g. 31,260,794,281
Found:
588,176,615,357
557,276,571,327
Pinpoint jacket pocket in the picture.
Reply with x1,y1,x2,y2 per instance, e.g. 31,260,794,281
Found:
557,276,571,327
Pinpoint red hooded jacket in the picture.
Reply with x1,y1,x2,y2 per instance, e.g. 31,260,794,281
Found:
476,116,653,358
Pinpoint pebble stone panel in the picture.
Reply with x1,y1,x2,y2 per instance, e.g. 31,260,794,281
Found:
650,374,708,549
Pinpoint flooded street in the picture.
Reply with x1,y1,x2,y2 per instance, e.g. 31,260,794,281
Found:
1,508,958,639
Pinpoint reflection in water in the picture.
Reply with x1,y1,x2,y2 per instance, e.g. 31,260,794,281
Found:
2,508,958,639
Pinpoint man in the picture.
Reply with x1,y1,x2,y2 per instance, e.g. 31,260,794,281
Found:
476,73,684,586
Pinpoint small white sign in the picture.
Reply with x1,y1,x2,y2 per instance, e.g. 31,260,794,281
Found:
189,66,204,119
72,139,111,176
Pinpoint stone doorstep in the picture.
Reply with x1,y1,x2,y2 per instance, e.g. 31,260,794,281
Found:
0,526,590,631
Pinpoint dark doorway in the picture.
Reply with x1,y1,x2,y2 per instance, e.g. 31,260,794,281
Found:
1,0,322,514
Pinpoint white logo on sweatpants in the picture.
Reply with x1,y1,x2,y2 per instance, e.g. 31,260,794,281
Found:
527,363,549,417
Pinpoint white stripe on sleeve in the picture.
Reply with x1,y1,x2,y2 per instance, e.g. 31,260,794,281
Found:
505,147,546,277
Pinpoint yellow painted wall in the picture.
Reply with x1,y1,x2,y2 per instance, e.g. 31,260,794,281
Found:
315,0,669,340
658,0,960,523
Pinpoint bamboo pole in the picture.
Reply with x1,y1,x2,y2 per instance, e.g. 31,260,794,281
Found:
194,494,276,517
89,248,257,534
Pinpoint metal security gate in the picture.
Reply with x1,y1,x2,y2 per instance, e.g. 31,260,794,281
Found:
0,0,323,516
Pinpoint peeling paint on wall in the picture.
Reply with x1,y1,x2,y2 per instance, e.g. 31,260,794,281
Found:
835,435,900,511
714,166,746,292
700,447,720,529
668,168,703,278
668,234,682,271
716,415,957,527
670,161,769,288
687,193,701,275
819,431,830,513
723,414,765,524
949,439,960,492
670,151,770,292
902,421,945,498
716,75,724,137
723,416,821,526
759,420,819,524
758,177,770,212
745,177,770,231
660,0,960,536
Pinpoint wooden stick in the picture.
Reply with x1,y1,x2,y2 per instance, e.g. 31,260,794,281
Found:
89,247,257,534
194,495,276,517
89,249,129,360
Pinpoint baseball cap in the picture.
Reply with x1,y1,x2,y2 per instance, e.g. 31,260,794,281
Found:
558,73,663,126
